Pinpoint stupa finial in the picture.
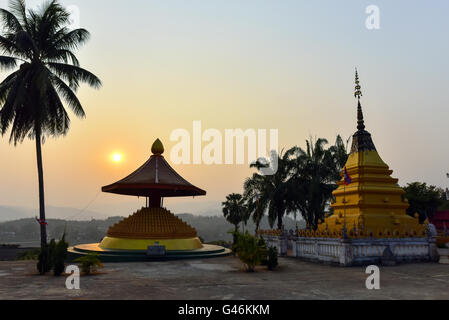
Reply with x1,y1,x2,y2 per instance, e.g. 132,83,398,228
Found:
151,139,165,155
355,68,365,131
354,68,362,100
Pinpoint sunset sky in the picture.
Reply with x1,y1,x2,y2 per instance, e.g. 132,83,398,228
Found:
0,0,448,217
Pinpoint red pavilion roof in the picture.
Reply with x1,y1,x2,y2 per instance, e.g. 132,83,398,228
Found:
102,140,206,198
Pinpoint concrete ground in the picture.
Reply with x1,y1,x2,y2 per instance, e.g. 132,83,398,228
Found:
0,256,448,300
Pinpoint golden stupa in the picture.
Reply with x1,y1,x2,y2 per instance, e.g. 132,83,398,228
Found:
313,71,426,239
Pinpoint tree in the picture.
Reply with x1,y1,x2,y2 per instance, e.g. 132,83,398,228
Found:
222,193,248,234
233,231,265,272
244,149,299,231
53,234,68,276
0,0,101,254
403,182,445,223
292,136,348,230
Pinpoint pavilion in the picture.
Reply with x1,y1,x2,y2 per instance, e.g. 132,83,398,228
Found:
68,139,230,262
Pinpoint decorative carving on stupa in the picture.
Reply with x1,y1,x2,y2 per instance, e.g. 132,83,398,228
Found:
106,207,197,239
313,70,426,239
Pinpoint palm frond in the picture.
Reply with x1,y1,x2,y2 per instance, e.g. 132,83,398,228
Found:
51,75,85,118
44,48,79,65
53,28,90,51
0,55,18,70
8,0,28,27
47,62,101,90
0,8,23,33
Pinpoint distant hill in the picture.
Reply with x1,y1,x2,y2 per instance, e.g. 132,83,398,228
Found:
0,214,305,247
178,214,305,242
0,205,110,222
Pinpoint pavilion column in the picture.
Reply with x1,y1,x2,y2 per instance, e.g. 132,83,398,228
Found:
148,192,162,208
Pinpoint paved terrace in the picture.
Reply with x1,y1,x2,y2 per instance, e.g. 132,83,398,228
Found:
0,257,448,300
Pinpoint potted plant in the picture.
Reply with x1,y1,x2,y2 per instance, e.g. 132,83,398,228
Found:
436,242,449,264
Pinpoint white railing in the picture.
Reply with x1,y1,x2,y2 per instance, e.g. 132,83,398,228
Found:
261,234,436,266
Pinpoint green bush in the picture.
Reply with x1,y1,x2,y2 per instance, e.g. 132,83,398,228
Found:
266,246,278,270
234,232,265,272
74,253,103,275
37,244,51,275
17,248,40,260
53,235,69,276
258,237,268,266
35,235,69,275
48,239,57,268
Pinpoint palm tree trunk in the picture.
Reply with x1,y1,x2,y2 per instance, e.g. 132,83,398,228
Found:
35,129,47,249
277,209,283,231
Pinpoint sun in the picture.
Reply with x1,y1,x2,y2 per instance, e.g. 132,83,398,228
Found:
112,153,122,163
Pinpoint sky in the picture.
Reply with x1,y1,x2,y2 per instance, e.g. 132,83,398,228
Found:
0,0,448,217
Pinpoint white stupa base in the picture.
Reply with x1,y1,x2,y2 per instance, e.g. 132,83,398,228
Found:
262,235,438,266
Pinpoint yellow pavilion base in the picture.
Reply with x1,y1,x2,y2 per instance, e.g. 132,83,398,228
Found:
99,207,203,251
100,236,202,251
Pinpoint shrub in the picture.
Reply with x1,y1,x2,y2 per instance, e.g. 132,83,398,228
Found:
35,234,69,275
74,253,103,275
258,237,268,266
266,246,278,270
36,244,51,275
234,232,265,272
17,248,40,261
48,239,57,268
53,235,69,276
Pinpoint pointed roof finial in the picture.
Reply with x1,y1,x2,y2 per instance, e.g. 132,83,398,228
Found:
354,68,362,100
151,139,164,155
349,68,376,153
355,68,365,131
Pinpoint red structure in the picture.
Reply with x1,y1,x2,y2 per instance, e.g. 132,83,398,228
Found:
430,211,449,232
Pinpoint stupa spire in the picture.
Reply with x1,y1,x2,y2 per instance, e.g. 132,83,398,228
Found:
350,68,376,153
354,68,363,100
355,68,365,131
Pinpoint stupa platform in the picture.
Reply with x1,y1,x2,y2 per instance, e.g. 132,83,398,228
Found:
262,233,437,266
68,243,231,262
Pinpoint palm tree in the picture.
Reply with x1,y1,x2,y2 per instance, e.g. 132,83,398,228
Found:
0,0,101,252
222,193,248,234
244,149,299,231
293,136,347,230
